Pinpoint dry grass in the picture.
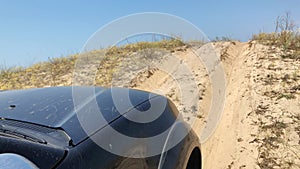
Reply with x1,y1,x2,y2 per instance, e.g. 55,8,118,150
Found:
253,13,300,61
0,39,186,90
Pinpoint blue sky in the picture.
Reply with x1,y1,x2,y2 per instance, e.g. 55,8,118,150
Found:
0,0,300,67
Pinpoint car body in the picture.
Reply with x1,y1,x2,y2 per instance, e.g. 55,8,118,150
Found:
0,86,201,169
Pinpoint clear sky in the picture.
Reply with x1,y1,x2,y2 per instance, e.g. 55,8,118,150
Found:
0,0,300,67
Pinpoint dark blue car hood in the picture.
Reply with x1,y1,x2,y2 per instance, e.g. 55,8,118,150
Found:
0,86,157,145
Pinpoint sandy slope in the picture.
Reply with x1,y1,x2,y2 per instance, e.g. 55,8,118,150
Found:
202,42,259,169
129,41,300,168
128,41,258,168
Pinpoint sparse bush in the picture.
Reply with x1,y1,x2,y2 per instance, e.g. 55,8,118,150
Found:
276,93,296,100
252,12,300,54
281,50,300,60
212,36,237,42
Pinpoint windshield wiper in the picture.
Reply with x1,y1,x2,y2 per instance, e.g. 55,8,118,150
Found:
0,125,47,144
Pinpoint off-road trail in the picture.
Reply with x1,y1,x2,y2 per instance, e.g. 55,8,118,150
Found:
131,41,300,169
130,41,260,168
201,42,259,169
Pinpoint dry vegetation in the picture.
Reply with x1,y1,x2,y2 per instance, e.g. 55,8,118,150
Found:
0,56,77,89
0,39,185,90
252,12,300,60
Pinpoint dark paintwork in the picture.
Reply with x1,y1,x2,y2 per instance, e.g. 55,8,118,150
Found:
0,87,161,145
0,87,201,169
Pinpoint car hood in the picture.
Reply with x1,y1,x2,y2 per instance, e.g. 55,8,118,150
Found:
0,86,157,145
